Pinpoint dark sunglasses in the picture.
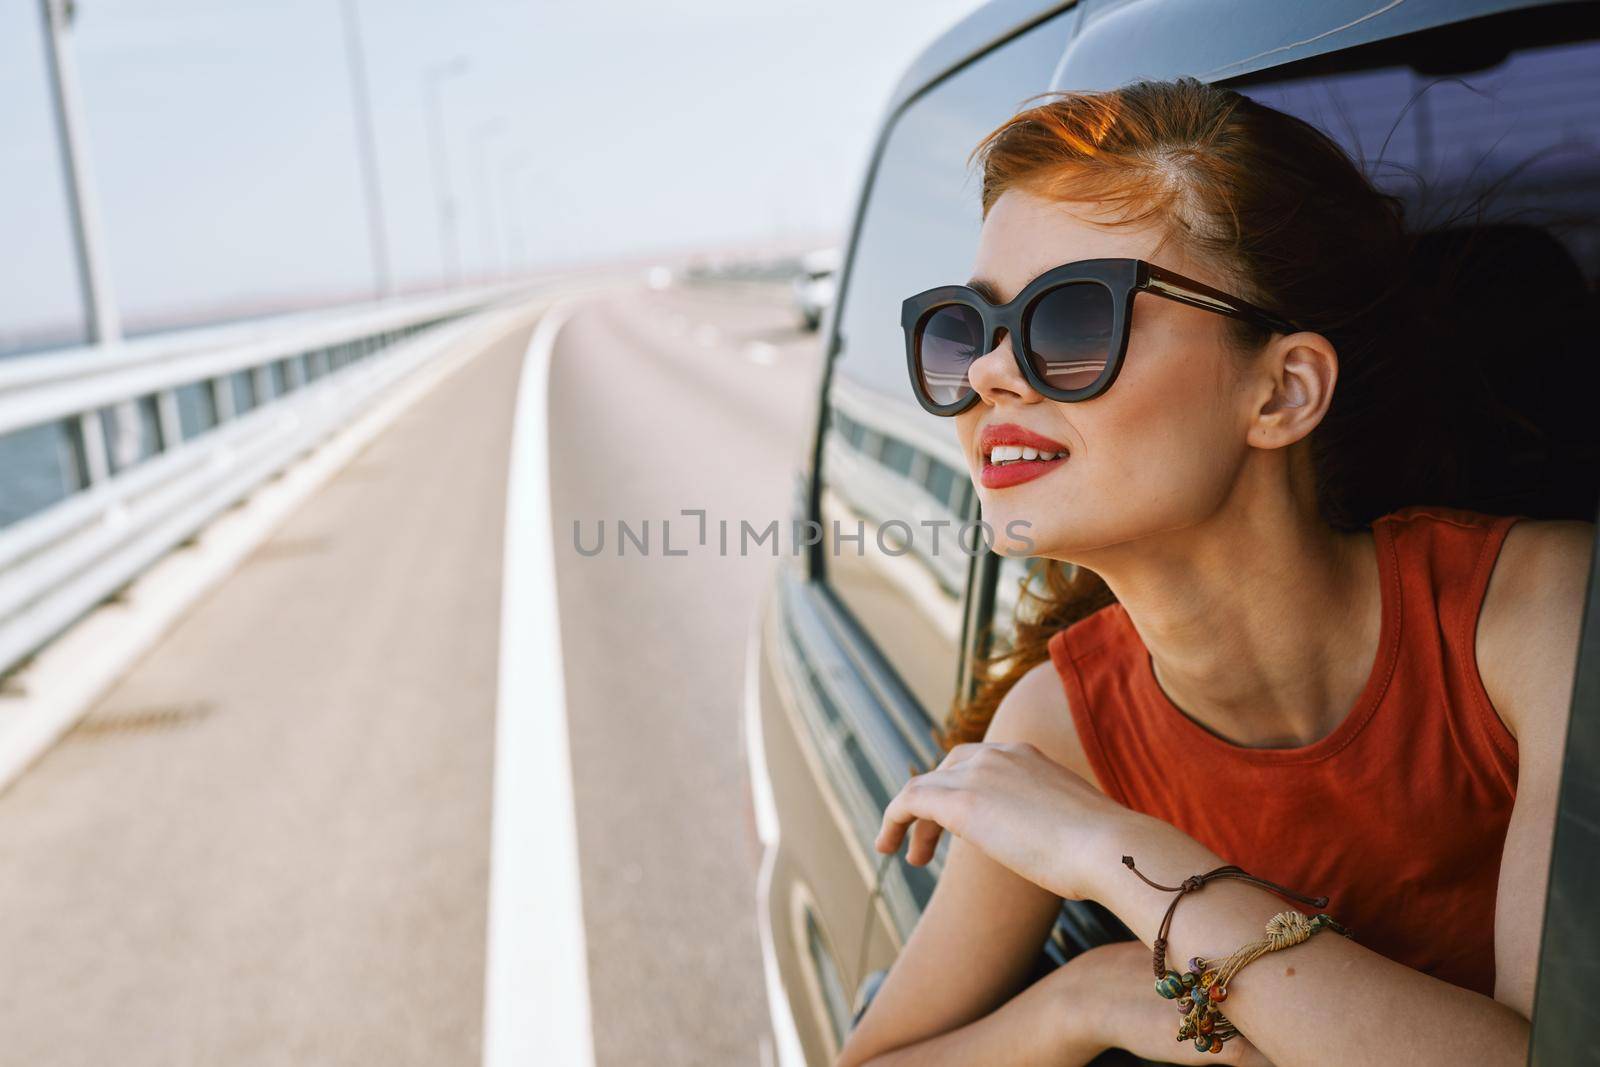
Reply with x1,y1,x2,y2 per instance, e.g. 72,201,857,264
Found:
900,257,1301,416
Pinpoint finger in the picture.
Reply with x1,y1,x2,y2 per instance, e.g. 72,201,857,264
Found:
906,815,945,866
874,773,952,854
874,779,930,853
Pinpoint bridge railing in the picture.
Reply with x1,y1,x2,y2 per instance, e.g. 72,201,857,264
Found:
0,283,530,680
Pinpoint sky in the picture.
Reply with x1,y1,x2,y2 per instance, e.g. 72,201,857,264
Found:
0,0,985,350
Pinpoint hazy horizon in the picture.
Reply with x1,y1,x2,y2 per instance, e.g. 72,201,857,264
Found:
1,0,985,352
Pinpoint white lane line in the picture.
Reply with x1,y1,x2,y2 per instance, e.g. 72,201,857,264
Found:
482,301,595,1067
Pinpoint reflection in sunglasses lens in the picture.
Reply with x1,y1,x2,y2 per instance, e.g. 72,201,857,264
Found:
919,304,983,406
1027,283,1113,393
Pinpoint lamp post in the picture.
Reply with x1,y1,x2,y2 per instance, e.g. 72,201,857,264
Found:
421,56,469,287
471,117,507,282
337,0,392,298
39,0,138,483
38,0,120,346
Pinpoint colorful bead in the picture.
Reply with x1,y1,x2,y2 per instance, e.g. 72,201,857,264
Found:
1176,996,1194,1013
1181,970,1198,989
1195,1036,1212,1053
1156,970,1185,998
1198,1014,1215,1035
1191,985,1208,1006
1187,956,1206,974
1209,982,1228,1003
1209,1035,1224,1054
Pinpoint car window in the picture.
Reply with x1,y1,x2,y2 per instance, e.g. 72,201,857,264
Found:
1231,14,1600,522
1233,29,1600,288
818,10,1076,728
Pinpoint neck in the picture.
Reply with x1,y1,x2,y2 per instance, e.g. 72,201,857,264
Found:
1072,489,1382,749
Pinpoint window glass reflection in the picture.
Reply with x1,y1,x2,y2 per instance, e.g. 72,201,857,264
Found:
819,15,1074,723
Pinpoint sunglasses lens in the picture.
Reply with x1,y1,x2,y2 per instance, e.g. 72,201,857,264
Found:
1026,283,1115,394
916,303,984,407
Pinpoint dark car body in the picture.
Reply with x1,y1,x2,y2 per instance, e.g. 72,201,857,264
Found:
744,2,1600,1063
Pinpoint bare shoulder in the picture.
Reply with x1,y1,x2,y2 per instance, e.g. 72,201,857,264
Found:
1478,517,1595,744
980,656,1103,791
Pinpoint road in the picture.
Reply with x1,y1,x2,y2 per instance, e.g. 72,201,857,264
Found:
547,280,826,1065
0,279,825,1066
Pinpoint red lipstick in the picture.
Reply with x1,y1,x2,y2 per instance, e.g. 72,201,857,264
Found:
978,422,1070,489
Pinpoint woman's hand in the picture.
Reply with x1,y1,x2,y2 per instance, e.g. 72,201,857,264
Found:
874,741,1133,901
1072,940,1275,1067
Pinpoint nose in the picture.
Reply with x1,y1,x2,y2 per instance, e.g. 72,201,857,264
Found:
966,327,1041,406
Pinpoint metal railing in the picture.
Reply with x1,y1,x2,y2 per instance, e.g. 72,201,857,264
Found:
0,283,530,680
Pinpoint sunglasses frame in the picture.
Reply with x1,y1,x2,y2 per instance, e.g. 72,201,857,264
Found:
900,257,1302,416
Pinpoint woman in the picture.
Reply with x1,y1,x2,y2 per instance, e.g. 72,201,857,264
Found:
835,78,1592,1066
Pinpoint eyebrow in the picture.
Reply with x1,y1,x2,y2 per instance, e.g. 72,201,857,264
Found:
966,277,1007,304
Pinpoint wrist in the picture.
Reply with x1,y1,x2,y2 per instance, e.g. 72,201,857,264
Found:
1047,946,1117,1059
1099,815,1229,906
1071,806,1171,903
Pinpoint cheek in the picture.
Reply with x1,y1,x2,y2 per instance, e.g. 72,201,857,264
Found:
1078,337,1239,505
954,411,981,460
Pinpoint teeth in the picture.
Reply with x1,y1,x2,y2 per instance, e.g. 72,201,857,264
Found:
987,445,1068,465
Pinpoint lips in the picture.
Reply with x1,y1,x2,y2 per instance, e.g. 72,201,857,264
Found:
978,421,1070,490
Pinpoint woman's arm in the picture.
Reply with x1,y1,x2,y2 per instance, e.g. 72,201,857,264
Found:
835,664,1088,1067
840,663,1275,1066
1477,518,1593,1015
833,831,1097,1067
1100,518,1593,1065
844,936,1276,1067
1087,813,1531,1066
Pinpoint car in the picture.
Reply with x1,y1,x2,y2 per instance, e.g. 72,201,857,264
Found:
793,247,841,331
743,1,1600,1065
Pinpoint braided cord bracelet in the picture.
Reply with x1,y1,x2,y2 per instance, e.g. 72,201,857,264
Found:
1122,855,1354,1054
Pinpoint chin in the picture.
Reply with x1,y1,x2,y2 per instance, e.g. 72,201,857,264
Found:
979,504,1044,556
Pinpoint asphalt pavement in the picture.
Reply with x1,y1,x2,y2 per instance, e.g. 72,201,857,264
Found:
547,279,826,1066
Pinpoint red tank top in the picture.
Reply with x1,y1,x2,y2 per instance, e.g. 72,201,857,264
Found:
1046,504,1522,995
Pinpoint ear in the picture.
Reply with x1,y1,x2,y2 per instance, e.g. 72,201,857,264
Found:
1247,332,1338,449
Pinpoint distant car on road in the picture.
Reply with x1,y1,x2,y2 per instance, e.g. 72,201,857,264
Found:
792,247,840,331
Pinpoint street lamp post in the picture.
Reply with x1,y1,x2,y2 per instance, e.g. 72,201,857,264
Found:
38,0,135,484
337,0,392,298
422,56,469,287
38,0,120,347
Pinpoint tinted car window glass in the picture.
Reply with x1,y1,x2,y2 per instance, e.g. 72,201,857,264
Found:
819,12,1075,723
1233,21,1600,519
992,553,1047,653
1237,35,1599,285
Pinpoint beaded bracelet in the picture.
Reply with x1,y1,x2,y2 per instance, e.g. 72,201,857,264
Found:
1169,910,1352,1053
1122,855,1352,1055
